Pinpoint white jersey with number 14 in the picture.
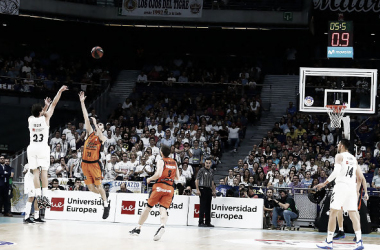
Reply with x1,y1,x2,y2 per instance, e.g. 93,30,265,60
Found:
335,151,357,185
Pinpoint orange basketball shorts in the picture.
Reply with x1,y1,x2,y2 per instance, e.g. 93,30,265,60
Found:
81,162,103,186
147,183,174,209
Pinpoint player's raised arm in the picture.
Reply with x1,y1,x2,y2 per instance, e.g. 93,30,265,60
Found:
90,117,106,142
79,91,93,136
41,97,52,116
45,85,68,120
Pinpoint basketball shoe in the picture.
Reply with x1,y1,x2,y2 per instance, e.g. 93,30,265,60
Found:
153,226,165,241
129,228,141,236
354,240,364,250
316,239,333,249
333,230,345,240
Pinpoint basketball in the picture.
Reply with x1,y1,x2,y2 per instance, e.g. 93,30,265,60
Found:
91,46,103,59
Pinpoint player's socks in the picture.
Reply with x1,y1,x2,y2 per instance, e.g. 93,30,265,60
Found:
25,202,32,220
355,231,362,242
103,199,109,207
34,211,39,219
339,227,343,231
327,231,334,242
42,188,48,196
137,225,142,229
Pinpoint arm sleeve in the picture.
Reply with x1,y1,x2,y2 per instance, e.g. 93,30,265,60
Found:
326,164,342,183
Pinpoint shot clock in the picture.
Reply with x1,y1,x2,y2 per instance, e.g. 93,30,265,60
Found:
327,21,354,59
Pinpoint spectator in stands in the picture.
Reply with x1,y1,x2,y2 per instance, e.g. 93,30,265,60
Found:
115,153,134,181
56,157,68,178
48,156,58,178
289,157,301,171
274,175,288,190
321,150,334,165
61,134,69,155
364,151,378,173
225,169,234,186
72,178,86,191
372,171,380,189
227,123,240,153
255,172,267,187
286,102,297,116
50,131,62,150
322,128,334,147
114,183,131,194
318,170,328,184
288,175,304,194
301,171,313,187
174,168,187,195
280,160,290,177
50,178,65,191
358,157,369,173
137,71,147,82
295,124,306,139
68,150,81,178
269,190,298,230
51,143,66,163
181,162,193,187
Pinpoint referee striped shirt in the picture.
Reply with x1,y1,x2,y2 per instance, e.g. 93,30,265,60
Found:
196,167,214,188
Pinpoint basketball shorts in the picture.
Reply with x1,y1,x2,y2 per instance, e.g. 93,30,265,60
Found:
27,144,50,170
147,183,174,209
330,182,358,211
81,162,103,186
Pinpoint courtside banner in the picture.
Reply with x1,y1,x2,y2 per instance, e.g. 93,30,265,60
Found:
187,196,264,229
121,0,203,18
45,191,116,222
114,193,189,226
102,180,142,193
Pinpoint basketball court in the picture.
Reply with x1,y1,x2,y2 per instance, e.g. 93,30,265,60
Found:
0,217,379,249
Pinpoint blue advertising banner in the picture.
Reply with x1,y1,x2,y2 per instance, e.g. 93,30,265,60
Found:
327,47,354,58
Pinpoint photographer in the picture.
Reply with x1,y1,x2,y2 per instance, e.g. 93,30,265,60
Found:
263,188,276,229
269,189,298,230
183,186,194,196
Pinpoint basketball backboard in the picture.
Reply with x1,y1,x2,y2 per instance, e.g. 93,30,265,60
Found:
299,68,378,114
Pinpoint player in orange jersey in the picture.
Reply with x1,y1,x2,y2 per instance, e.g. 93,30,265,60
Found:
130,144,179,241
79,91,110,219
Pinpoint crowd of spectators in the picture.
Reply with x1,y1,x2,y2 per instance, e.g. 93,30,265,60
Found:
0,52,111,99
219,101,380,197
43,65,263,193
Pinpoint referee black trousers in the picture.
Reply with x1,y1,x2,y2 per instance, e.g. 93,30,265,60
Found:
199,187,212,225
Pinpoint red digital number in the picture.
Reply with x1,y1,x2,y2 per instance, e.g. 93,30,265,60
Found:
331,32,350,47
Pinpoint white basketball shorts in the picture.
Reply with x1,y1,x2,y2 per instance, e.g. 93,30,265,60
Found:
330,182,358,211
27,144,50,170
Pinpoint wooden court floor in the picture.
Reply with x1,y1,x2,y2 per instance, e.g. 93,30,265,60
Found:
0,216,379,250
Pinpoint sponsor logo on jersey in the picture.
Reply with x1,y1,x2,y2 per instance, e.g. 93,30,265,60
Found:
51,197,65,212
121,201,136,215
156,187,172,193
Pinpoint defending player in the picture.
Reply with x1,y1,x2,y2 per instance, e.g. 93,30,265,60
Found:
23,163,44,224
28,86,68,209
79,91,110,219
130,145,179,241
333,166,369,241
316,139,367,250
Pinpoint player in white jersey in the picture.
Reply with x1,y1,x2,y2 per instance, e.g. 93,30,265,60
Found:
27,85,68,209
22,163,44,224
316,139,368,250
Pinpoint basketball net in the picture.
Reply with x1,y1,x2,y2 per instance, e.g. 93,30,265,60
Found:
325,105,346,128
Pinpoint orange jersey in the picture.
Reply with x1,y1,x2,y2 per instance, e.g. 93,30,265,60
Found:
82,132,102,162
157,157,177,186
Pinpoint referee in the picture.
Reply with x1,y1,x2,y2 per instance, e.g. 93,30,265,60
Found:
196,157,216,227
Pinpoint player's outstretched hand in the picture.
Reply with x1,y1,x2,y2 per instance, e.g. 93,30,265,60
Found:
59,85,68,92
44,97,52,106
79,91,86,102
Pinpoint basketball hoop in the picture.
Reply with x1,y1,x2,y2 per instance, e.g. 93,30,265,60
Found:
326,105,346,128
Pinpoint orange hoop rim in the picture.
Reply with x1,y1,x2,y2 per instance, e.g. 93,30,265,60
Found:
325,105,347,113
